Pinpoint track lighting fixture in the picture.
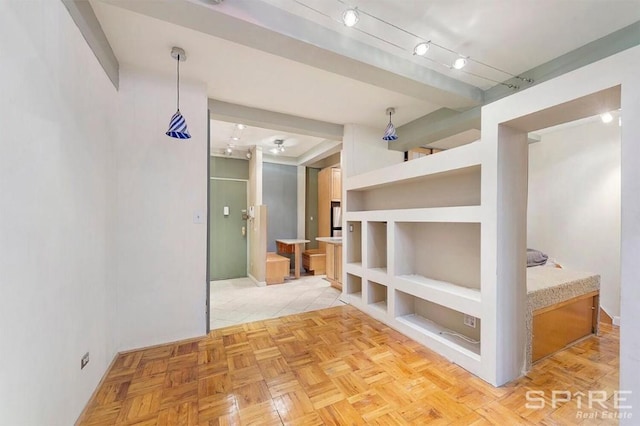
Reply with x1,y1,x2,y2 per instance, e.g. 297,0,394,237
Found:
452,57,468,70
413,42,430,56
342,8,359,27
292,0,534,90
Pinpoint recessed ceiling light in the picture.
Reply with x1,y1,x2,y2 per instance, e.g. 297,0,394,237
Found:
413,42,430,56
452,57,467,70
342,9,359,27
600,112,613,123
236,124,246,130
231,136,239,141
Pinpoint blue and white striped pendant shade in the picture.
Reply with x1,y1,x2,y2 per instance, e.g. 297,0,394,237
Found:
166,110,191,139
382,121,398,141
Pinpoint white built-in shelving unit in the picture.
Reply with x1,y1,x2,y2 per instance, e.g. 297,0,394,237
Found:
343,141,486,378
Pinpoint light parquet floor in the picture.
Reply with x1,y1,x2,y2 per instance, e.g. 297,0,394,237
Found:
79,306,620,425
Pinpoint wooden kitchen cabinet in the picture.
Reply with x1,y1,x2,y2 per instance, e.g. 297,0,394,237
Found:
330,168,342,201
318,167,342,253
325,243,342,290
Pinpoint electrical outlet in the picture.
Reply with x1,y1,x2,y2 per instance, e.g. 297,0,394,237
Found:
463,315,477,328
81,352,90,370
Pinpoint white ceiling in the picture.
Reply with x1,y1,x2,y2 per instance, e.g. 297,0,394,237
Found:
91,0,640,158
256,0,640,90
209,120,328,158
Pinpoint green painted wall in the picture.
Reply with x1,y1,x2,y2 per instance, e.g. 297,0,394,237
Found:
210,156,249,179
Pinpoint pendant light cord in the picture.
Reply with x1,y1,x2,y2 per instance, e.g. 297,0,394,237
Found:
176,54,180,112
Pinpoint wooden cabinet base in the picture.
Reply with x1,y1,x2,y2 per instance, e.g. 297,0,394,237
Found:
532,292,598,362
329,279,342,291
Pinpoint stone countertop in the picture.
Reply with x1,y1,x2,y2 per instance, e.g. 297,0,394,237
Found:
315,237,342,245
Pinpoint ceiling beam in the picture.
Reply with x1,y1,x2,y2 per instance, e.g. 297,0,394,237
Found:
392,21,640,151
298,140,343,167
392,107,481,152
209,99,344,141
101,0,483,108
61,0,119,89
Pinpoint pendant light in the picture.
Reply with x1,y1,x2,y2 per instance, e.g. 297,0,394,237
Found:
382,107,398,141
166,47,191,139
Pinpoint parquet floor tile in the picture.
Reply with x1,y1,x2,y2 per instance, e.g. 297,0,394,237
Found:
79,306,620,425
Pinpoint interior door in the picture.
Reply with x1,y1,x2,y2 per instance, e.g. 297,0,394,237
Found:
209,179,248,280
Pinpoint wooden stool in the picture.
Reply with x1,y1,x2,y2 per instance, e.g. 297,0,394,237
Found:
266,252,290,285
302,249,326,275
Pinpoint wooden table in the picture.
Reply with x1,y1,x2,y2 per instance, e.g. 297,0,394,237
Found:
275,239,310,279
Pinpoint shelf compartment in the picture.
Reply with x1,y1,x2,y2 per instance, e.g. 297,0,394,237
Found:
367,221,387,269
395,274,481,318
395,290,480,356
346,274,362,301
346,221,362,264
394,222,480,290
346,165,480,212
367,280,388,313
345,206,481,223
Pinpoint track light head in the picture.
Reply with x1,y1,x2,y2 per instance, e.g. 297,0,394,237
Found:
413,42,430,56
452,57,467,70
342,8,359,27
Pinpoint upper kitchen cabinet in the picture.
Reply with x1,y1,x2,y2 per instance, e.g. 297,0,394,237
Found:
330,168,342,201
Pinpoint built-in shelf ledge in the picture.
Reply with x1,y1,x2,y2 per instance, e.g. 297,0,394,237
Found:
346,263,364,276
370,301,387,312
368,267,388,282
349,291,362,300
395,274,482,318
396,314,480,357
346,141,481,192
345,206,481,223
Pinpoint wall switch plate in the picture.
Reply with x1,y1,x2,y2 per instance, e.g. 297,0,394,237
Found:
193,211,204,224
463,315,477,328
349,224,354,232
223,206,229,216
81,352,90,369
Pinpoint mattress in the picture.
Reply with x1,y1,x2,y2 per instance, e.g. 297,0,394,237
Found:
525,266,600,370
527,266,600,312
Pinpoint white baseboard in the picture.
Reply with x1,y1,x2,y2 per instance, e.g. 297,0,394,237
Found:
248,273,266,287
613,316,621,326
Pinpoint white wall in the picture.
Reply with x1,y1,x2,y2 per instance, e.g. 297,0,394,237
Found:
342,124,403,178
114,66,208,351
619,55,640,423
482,44,640,419
528,120,621,316
0,1,117,424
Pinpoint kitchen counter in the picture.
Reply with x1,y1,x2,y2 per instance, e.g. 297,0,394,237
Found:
315,237,342,245
316,237,343,290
